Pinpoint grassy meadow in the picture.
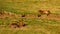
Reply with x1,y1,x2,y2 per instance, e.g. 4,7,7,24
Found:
0,0,60,34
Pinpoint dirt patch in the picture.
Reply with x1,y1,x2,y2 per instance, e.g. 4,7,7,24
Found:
0,11,60,21
41,14,60,20
0,11,21,18
26,14,34,17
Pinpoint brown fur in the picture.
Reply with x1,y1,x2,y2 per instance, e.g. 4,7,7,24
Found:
19,20,23,28
9,20,24,28
38,10,51,17
9,23,19,28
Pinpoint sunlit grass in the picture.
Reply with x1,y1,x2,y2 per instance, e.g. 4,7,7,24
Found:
0,0,60,14
0,0,60,34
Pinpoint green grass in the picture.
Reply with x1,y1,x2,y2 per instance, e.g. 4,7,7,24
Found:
0,0,60,14
0,0,60,34
0,17,60,34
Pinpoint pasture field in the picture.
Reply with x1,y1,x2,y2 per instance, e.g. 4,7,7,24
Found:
0,0,60,34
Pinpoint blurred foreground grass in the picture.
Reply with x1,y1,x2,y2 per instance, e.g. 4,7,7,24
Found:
0,17,60,34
